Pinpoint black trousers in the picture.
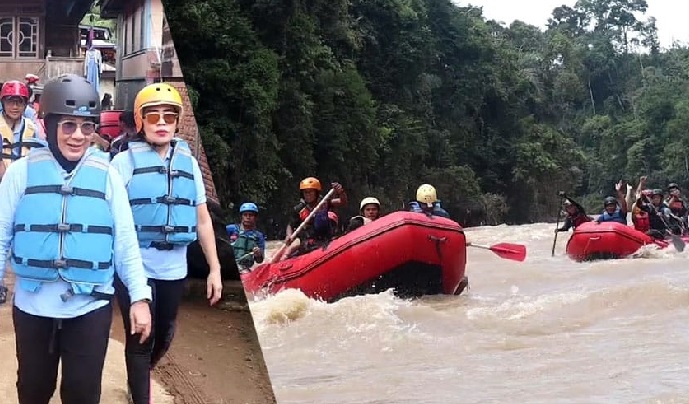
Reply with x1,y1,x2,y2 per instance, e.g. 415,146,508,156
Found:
14,303,113,404
114,275,186,404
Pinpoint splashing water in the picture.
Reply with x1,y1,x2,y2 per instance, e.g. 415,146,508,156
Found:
249,222,689,404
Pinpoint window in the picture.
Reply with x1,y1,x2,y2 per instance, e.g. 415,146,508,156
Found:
0,16,40,59
130,8,137,53
139,2,146,49
122,13,129,55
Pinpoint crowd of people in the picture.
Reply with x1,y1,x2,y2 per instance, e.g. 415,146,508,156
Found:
556,178,688,240
0,73,222,404
226,179,453,272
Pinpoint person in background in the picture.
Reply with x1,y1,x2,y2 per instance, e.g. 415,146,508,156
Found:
595,181,628,224
0,73,152,404
347,197,382,232
110,110,136,159
283,177,347,259
100,93,113,110
555,196,591,233
226,202,266,273
635,189,675,239
409,184,450,218
0,80,46,176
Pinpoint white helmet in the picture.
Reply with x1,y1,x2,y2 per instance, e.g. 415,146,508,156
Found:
360,197,381,212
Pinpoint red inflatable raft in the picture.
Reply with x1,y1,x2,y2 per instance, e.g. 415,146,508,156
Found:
566,221,685,261
240,211,469,302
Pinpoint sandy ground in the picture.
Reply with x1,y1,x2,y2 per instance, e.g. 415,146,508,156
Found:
0,275,276,404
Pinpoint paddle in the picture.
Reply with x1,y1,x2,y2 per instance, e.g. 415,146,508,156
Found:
657,214,685,252
552,191,566,257
467,242,527,262
270,188,337,264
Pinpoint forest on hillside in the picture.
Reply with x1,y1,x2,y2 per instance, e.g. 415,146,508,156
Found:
162,0,689,227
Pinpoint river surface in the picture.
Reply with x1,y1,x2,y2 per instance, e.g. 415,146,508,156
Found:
247,221,689,404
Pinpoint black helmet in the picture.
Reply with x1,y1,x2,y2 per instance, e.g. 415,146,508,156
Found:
668,183,680,191
652,189,664,197
603,196,617,206
39,74,100,121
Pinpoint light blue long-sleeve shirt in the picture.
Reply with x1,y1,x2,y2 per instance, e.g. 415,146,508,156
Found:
0,149,152,318
110,143,207,281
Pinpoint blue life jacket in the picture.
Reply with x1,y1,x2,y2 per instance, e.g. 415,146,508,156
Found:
127,139,198,249
409,200,450,218
598,207,627,224
12,148,115,296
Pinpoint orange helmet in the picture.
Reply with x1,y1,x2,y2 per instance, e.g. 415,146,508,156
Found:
133,82,183,132
299,177,322,192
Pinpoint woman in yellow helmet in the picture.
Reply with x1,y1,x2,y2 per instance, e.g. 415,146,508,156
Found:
410,184,450,218
110,82,223,404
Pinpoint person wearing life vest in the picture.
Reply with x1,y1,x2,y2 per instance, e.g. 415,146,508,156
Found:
635,188,674,239
0,79,44,133
0,80,46,175
595,196,628,224
347,197,382,232
595,181,628,224
110,82,223,404
631,189,653,233
409,184,450,218
555,197,591,232
0,73,152,404
226,202,266,273
665,182,689,218
283,177,348,259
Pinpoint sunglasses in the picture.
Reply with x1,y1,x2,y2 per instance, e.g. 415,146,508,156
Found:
144,112,178,125
58,121,97,135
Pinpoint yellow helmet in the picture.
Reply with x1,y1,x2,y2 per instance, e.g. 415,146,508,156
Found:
133,82,183,132
416,184,437,207
360,197,381,212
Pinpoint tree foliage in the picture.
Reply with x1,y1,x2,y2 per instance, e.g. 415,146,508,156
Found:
163,0,688,226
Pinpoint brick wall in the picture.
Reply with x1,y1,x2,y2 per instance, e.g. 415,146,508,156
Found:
167,79,219,205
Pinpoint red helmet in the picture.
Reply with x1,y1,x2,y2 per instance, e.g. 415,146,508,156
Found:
24,74,40,84
1,81,30,100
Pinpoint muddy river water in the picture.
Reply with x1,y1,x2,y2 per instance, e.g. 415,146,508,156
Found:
248,221,689,403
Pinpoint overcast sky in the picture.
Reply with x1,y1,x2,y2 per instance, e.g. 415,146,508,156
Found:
461,0,688,48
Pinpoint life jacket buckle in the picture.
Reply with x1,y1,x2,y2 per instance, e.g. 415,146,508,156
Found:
60,184,73,195
158,166,168,174
57,223,71,232
164,196,176,204
150,241,174,250
163,225,175,233
169,169,180,177
53,259,67,268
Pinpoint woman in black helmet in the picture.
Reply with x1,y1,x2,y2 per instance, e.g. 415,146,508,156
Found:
0,73,152,404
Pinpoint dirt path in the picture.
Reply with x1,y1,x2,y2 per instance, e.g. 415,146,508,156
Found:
0,302,174,404
0,277,276,404
113,280,276,404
